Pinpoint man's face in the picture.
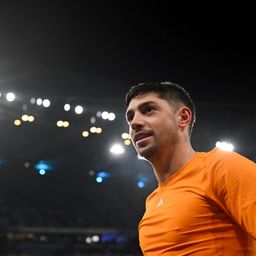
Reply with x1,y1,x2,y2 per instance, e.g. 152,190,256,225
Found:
126,92,180,160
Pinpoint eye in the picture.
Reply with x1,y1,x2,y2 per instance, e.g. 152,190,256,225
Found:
126,113,134,123
144,105,154,113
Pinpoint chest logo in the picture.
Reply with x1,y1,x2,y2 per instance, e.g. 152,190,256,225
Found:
156,198,164,207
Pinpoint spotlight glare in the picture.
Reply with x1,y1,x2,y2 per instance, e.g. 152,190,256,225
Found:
28,115,35,122
75,105,83,114
82,131,89,137
21,114,29,121
101,111,109,120
110,143,125,155
121,133,130,139
42,99,51,107
108,112,115,121
14,119,21,126
57,120,63,127
64,104,71,111
39,169,46,175
96,127,102,133
138,181,145,188
6,92,15,102
92,235,100,242
96,177,103,183
90,127,97,133
216,141,234,152
36,98,43,106
63,121,69,127
124,139,131,145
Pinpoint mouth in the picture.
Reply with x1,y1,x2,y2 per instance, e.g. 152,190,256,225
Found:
133,132,152,144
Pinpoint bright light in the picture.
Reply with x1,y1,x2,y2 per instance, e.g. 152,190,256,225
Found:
21,115,29,121
6,92,15,102
28,116,35,122
63,121,69,127
90,127,97,133
36,98,43,106
75,105,83,114
64,104,71,111
216,141,234,152
92,235,100,242
39,169,46,175
42,99,51,107
85,237,92,243
137,176,148,188
95,171,110,183
138,181,145,188
82,131,89,137
101,111,109,119
121,133,130,139
35,160,53,174
36,162,50,171
96,127,102,133
14,119,21,126
57,120,63,127
96,177,103,183
110,143,125,155
108,112,115,121
124,139,131,145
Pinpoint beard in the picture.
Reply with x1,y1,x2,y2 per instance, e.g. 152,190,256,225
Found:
135,139,157,161
135,128,178,163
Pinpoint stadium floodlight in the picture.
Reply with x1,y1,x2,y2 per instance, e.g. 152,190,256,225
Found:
216,141,234,152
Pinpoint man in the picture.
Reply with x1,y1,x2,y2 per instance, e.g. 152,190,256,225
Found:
125,81,256,255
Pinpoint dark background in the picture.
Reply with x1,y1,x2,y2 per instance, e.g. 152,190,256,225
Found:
0,1,255,254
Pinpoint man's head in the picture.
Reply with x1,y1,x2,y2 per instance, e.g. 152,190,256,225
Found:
125,81,196,136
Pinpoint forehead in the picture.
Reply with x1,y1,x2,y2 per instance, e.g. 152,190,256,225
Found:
126,92,166,111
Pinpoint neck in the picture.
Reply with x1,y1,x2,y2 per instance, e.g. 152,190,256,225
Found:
150,143,196,184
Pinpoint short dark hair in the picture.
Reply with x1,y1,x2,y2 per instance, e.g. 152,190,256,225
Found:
125,81,196,135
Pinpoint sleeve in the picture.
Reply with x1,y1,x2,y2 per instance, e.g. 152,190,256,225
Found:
207,150,256,240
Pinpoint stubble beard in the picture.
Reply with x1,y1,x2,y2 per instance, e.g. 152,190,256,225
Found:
136,142,157,162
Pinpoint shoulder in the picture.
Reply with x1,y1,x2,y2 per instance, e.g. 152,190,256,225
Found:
204,147,255,173
202,148,256,190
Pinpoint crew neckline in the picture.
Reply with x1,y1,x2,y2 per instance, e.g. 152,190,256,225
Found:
158,151,204,188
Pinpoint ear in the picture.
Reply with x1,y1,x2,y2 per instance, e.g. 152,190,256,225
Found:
177,107,192,129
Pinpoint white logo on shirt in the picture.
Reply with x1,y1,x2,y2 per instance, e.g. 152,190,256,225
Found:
156,198,163,207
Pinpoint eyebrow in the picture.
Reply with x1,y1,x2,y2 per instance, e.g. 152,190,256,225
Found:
126,101,157,119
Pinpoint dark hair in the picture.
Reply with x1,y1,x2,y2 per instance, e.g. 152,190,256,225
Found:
125,81,196,135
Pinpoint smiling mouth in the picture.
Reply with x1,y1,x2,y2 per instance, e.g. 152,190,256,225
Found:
134,133,152,144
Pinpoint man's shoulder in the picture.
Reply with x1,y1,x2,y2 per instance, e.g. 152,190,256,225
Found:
201,147,255,176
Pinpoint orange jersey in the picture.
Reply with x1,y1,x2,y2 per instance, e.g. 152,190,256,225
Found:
139,148,256,255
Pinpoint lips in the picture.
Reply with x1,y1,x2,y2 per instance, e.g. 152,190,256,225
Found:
133,131,152,143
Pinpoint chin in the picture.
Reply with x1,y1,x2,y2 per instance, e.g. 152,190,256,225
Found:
137,148,154,160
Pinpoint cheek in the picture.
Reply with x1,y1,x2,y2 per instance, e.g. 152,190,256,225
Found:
157,121,176,139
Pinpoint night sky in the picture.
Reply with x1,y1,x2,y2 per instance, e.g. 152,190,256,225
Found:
0,1,255,101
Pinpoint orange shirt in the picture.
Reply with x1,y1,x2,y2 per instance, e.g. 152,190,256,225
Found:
139,148,256,255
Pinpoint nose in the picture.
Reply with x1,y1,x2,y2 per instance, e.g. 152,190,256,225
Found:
130,112,144,131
